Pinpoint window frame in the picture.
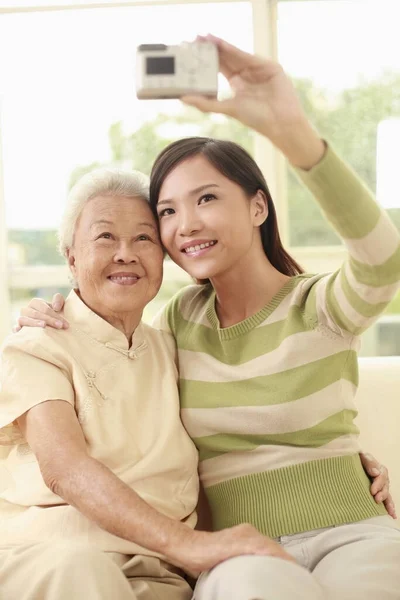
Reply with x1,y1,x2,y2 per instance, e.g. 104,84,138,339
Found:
1,0,396,354
0,105,11,341
0,0,251,14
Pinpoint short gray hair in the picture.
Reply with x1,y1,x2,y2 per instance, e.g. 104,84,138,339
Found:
58,168,150,256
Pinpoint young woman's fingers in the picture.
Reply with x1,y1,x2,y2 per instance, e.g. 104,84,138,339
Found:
20,298,69,327
51,293,65,312
204,33,267,80
181,95,234,116
206,34,250,62
15,317,46,329
19,308,68,329
20,298,52,317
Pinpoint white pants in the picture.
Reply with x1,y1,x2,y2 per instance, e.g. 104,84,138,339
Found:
194,516,400,600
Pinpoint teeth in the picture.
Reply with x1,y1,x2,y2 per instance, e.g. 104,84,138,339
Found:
184,241,216,253
110,276,138,281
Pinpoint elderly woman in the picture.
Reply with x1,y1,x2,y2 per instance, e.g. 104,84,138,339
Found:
0,169,295,600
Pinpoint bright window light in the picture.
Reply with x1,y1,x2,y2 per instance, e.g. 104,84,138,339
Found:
377,119,400,210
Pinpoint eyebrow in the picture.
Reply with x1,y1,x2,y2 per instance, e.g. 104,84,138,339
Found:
138,222,158,232
91,219,113,228
158,183,219,206
90,220,157,232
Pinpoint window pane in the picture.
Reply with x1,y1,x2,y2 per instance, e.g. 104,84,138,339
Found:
1,2,253,234
278,0,400,247
278,0,400,356
1,2,253,337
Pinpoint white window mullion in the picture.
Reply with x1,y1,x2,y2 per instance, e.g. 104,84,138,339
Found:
251,0,289,245
0,100,11,342
0,0,246,15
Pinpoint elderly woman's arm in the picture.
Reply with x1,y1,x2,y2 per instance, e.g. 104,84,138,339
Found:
18,398,294,575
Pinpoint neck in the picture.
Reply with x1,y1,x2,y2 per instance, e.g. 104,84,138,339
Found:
210,246,291,328
106,313,142,344
76,290,142,344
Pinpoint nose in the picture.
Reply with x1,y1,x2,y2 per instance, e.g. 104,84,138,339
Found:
177,207,202,237
114,241,139,264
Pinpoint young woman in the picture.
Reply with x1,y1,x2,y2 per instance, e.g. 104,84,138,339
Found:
16,35,400,599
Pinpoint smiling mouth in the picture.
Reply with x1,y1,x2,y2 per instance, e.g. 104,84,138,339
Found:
182,241,217,254
108,275,140,285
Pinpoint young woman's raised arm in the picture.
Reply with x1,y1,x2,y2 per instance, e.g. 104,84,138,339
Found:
184,34,400,337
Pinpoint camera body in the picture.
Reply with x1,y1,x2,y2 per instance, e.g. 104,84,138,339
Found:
136,42,218,100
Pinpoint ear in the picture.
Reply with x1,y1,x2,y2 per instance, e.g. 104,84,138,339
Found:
251,190,268,226
66,247,77,280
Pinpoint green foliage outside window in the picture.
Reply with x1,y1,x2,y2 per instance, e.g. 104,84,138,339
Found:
288,75,400,246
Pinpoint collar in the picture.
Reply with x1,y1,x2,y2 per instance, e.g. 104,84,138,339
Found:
206,277,300,341
63,290,146,354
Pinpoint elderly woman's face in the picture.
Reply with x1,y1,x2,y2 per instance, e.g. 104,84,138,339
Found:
67,195,163,318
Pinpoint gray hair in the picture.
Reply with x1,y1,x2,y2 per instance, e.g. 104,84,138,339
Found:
58,168,150,257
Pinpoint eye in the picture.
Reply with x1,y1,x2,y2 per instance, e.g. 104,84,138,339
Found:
137,234,151,241
97,232,113,240
199,193,216,204
158,207,175,218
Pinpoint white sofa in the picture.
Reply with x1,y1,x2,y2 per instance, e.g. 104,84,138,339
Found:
357,357,400,507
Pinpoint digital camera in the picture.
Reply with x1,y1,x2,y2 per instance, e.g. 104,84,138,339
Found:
136,41,218,100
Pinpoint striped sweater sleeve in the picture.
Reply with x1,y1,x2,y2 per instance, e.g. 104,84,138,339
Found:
295,145,400,336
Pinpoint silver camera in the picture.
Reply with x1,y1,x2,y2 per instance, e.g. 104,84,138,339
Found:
136,41,218,100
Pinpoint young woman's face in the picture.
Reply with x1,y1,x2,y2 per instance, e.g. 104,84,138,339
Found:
157,155,265,281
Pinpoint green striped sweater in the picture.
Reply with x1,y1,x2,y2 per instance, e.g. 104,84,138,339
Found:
153,146,400,538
